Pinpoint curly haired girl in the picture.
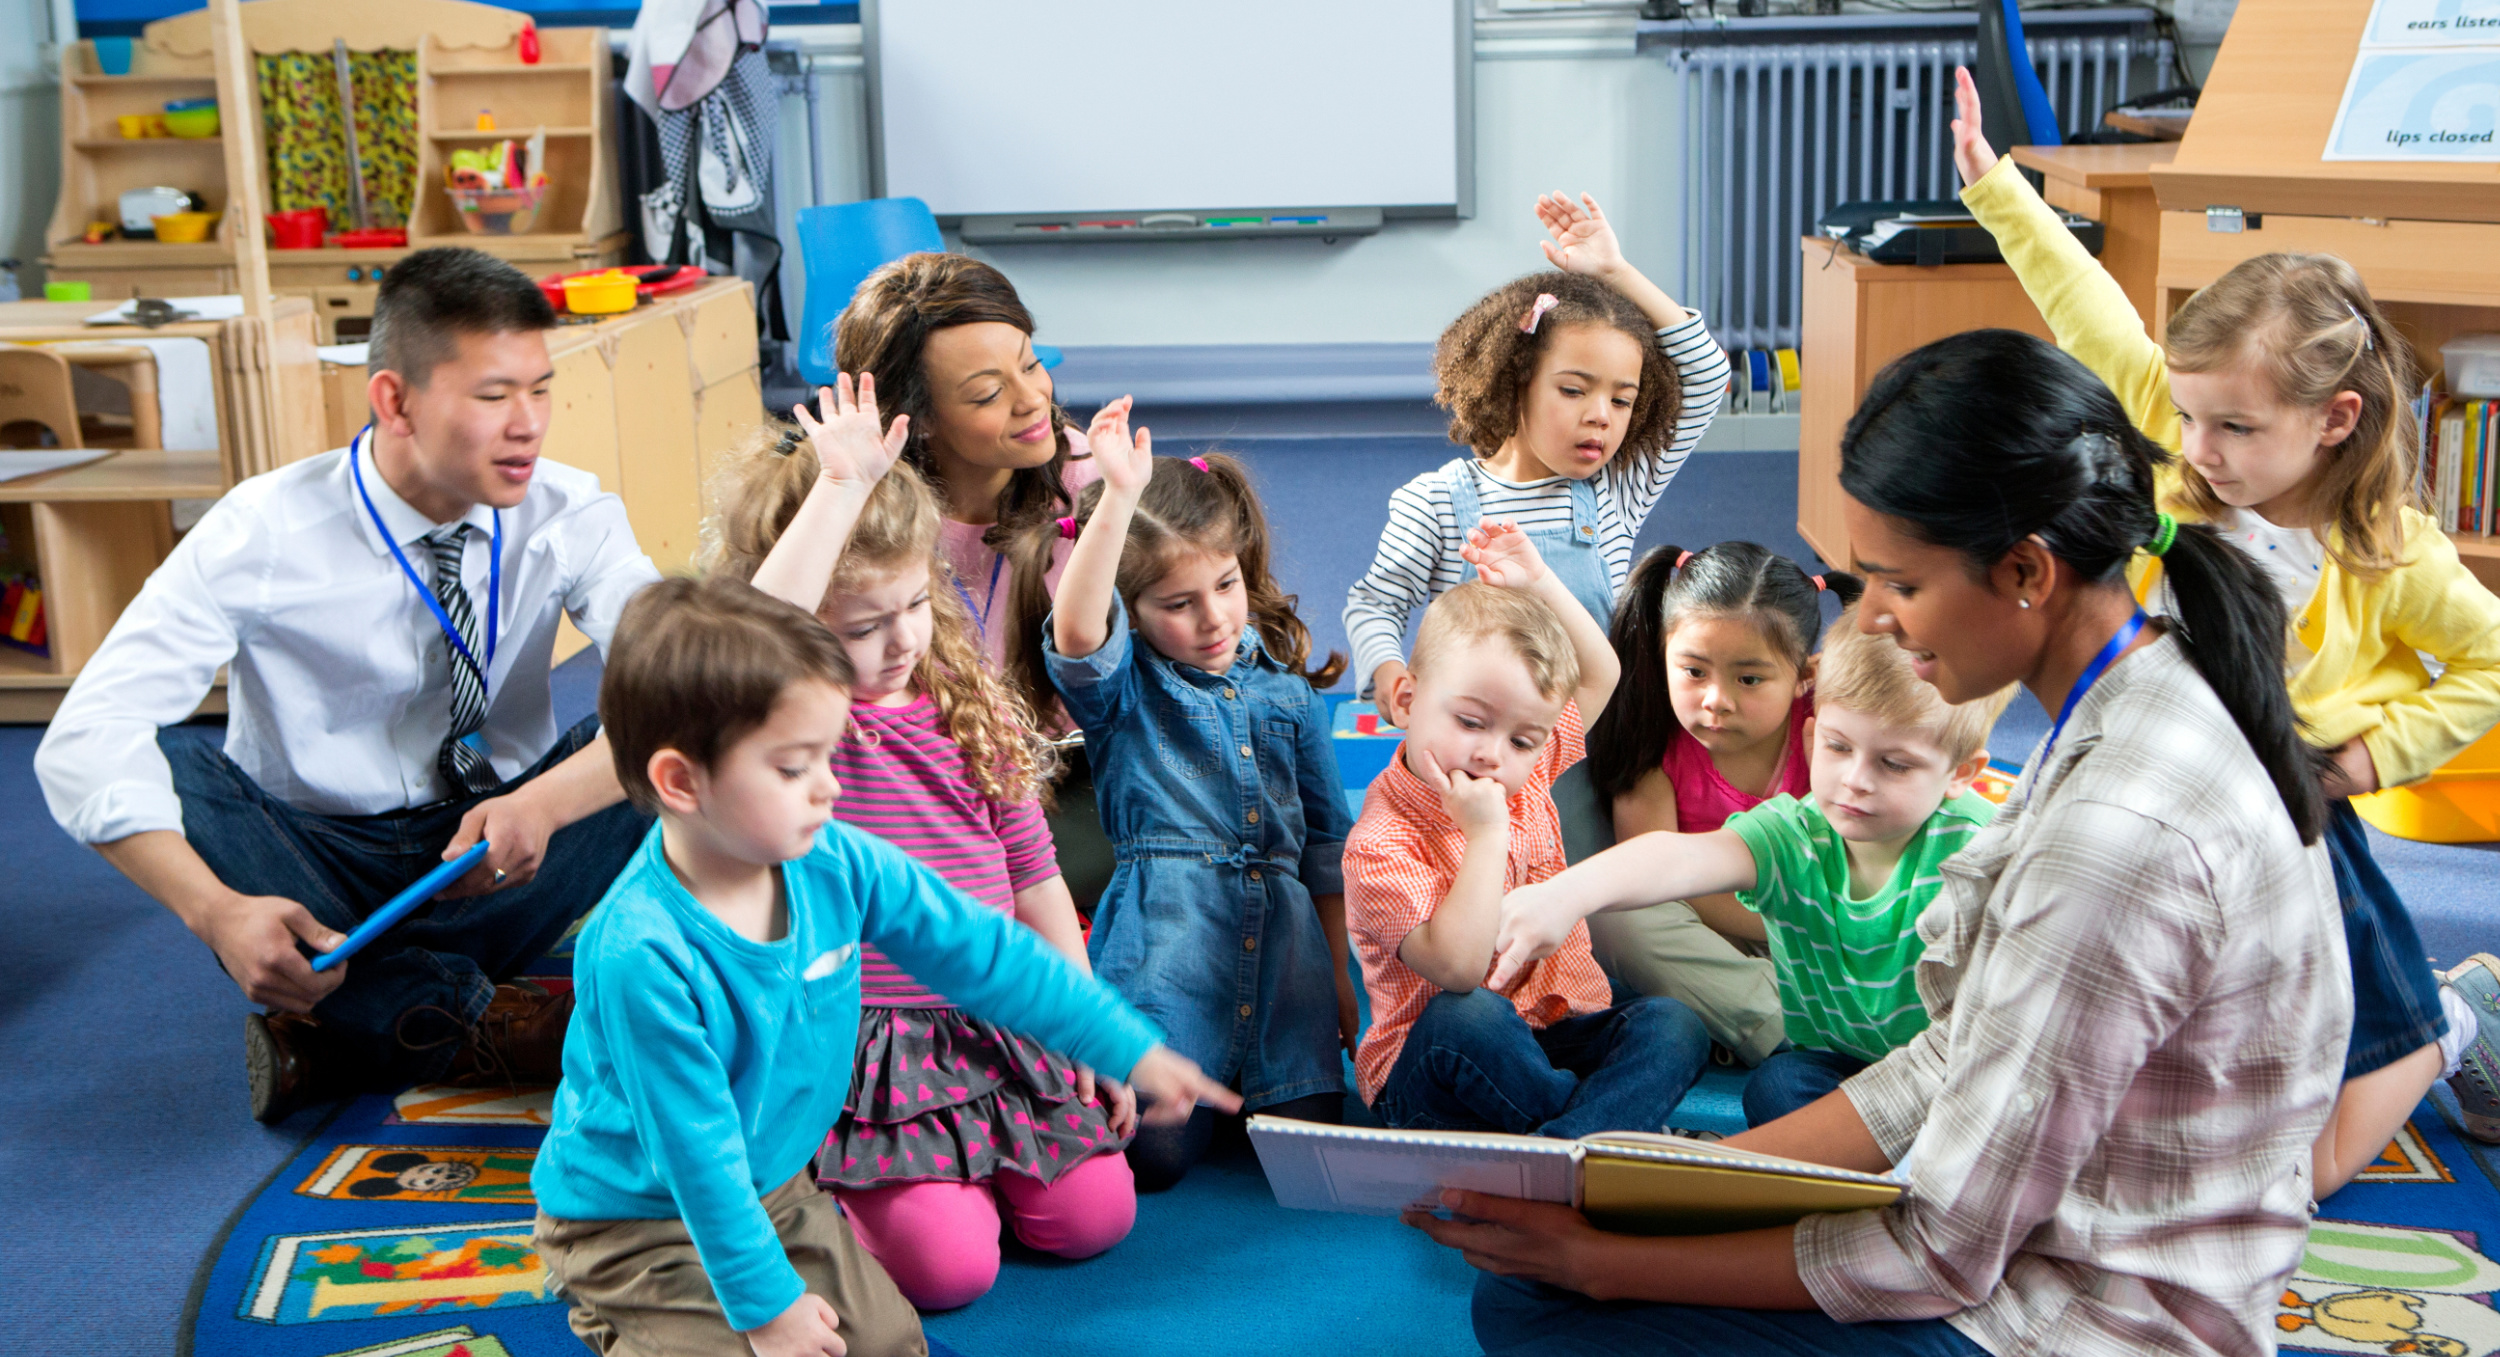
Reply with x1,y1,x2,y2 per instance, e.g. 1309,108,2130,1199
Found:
704,382,1135,1310
835,252,1097,721
1344,192,1732,716
1046,399,1358,1190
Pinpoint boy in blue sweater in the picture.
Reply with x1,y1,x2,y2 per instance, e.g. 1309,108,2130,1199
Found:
531,575,1232,1357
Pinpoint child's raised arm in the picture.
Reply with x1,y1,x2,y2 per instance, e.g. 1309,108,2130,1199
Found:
1462,521,1621,722
748,374,911,612
1536,191,1691,332
1050,396,1152,661
1486,827,1758,992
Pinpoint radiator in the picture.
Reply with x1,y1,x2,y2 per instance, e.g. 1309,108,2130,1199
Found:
1675,30,2174,357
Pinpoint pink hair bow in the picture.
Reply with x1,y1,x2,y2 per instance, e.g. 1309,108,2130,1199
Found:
1188,456,1210,472
1057,516,1078,539
1520,293,1560,334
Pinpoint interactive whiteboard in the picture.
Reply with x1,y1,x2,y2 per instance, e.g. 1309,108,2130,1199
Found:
865,0,1470,223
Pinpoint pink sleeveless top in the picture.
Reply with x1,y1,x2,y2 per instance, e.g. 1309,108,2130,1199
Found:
1662,692,1813,834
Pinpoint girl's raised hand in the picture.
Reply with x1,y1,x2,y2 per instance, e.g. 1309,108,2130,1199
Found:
1461,521,1550,590
1087,395,1154,495
792,373,909,494
1537,191,1626,280
1951,66,1998,188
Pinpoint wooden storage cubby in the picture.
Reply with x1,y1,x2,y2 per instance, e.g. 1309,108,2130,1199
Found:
43,0,626,341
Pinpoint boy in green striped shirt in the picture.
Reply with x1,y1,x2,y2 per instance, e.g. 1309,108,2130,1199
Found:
1491,608,2013,1128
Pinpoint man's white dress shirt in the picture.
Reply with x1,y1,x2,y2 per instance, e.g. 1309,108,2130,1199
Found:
38,437,660,844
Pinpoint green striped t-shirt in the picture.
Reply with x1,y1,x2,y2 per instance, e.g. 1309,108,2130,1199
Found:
1728,791,1996,1063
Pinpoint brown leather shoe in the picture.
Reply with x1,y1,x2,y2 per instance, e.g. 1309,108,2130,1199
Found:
246,1011,337,1124
442,980,574,1088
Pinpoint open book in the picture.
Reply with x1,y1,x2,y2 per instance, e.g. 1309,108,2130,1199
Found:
1247,1116,1901,1235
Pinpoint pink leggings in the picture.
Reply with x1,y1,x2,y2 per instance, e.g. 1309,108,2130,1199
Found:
837,1151,1136,1309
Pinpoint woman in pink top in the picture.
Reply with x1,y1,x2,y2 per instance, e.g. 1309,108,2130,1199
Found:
1579,542,1863,1062
711,393,1135,1311
834,252,1096,722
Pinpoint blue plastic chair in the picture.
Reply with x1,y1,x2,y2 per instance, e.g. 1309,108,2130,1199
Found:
793,198,1062,389
794,198,944,390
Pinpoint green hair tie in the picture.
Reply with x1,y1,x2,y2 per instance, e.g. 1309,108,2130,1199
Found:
2147,512,2179,557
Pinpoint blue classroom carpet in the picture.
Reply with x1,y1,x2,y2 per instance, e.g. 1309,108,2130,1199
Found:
8,435,2499,1355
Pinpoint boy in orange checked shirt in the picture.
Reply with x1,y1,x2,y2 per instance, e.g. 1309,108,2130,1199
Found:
1345,525,1709,1138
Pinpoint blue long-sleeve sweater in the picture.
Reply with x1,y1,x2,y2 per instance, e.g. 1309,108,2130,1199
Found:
531,820,1164,1331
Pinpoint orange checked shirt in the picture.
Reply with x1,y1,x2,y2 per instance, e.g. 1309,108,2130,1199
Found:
1345,701,1613,1103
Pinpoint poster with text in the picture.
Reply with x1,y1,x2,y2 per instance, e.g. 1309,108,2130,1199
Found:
2325,49,2500,160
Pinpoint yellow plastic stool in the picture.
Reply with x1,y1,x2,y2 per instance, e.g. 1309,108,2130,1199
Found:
2352,724,2500,844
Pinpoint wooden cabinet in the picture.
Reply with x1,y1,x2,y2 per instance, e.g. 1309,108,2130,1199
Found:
1793,239,2055,570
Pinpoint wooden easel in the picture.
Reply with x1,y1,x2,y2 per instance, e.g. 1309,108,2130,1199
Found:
2149,0,2500,589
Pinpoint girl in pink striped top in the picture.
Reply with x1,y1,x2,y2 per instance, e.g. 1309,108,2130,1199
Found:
706,376,1135,1310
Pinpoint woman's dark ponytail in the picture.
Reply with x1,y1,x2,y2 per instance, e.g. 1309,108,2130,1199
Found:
1588,546,1683,799
2154,522,2329,840
1840,329,2328,843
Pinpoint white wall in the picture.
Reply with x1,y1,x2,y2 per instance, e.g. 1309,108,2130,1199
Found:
0,0,63,290
777,20,1682,349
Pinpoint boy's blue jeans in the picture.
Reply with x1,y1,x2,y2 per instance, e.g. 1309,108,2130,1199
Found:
1373,989,1709,1139
161,717,649,1087
1743,1047,1871,1128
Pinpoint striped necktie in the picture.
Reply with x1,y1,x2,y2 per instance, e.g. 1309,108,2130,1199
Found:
424,524,499,796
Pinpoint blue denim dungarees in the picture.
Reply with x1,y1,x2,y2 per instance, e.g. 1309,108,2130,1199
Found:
1447,460,1619,630
1044,608,1356,1109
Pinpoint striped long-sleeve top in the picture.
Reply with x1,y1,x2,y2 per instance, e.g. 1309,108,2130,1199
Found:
829,695,1061,1007
1342,311,1731,695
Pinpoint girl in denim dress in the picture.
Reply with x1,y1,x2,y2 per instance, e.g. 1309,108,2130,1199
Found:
1045,398,1359,1189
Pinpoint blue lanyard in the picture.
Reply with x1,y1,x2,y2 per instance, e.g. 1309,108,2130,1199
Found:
348,425,501,694
2043,610,2145,759
954,551,1005,631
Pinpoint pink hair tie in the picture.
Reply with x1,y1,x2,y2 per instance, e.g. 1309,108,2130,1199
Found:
1520,293,1560,335
1056,516,1077,539
1674,550,1693,569
1811,575,1828,592
1188,456,1210,472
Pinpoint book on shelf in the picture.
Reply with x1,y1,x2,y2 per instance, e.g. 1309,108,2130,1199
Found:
2423,390,2499,538
1245,1115,1903,1236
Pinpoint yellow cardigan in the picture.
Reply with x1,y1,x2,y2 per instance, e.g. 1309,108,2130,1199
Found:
1960,155,2500,788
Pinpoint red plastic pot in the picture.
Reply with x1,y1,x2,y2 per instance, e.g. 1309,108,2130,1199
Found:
268,208,327,250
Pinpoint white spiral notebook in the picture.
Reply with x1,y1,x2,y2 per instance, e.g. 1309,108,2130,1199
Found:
1247,1116,1902,1235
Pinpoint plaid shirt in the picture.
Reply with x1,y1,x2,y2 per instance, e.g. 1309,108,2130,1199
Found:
1345,702,1613,1103
1797,636,2350,1357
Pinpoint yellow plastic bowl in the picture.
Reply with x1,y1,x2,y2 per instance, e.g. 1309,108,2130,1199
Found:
151,210,219,244
163,105,220,138
562,270,638,315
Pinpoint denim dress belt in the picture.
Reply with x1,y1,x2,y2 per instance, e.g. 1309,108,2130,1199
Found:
1445,461,1618,628
1111,837,1302,872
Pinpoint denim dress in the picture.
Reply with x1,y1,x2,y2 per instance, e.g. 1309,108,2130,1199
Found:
1045,606,1354,1109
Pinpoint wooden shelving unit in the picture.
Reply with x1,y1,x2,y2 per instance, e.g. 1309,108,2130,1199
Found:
2147,0,2500,593
42,0,626,340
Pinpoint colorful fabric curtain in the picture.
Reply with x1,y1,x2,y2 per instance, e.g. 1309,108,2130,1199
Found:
257,50,418,230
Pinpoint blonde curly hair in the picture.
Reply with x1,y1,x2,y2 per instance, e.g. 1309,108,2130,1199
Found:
700,420,1055,805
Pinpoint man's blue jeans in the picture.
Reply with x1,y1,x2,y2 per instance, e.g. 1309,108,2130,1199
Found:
1473,1273,1986,1356
1374,988,1708,1139
162,716,649,1086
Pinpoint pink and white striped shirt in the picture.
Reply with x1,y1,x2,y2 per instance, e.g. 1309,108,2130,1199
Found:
829,694,1059,1007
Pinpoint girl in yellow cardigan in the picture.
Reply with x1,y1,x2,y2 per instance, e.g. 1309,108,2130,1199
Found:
1949,67,2500,1195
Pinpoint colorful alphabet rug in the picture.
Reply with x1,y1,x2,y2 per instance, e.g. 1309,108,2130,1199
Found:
185,1084,969,1357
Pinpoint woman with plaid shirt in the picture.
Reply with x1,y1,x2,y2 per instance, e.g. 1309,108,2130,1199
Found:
1414,332,2349,1357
